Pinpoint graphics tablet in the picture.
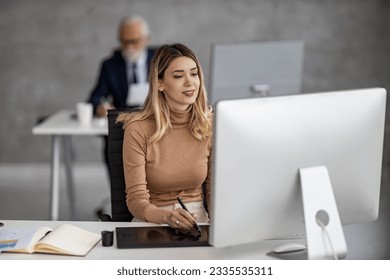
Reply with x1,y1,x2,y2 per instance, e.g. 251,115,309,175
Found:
116,225,210,249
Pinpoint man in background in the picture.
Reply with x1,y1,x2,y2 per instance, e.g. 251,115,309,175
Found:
88,15,155,216
88,15,155,168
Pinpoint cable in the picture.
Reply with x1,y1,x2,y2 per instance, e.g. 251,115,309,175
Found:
316,217,338,260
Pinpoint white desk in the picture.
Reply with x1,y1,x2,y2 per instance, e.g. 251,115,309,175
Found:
0,220,299,260
32,110,108,221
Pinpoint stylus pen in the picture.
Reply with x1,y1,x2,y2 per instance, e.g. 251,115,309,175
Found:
177,197,202,234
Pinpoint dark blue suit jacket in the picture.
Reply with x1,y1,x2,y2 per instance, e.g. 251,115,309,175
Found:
88,48,155,114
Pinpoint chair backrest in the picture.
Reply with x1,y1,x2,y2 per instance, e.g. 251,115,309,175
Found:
107,108,137,221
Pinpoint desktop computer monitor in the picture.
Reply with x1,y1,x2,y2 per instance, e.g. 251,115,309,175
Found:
209,88,386,259
208,40,304,105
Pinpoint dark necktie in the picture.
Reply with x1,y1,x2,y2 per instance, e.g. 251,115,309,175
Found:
132,63,138,84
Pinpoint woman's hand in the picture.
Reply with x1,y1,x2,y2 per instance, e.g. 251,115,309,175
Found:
165,208,197,230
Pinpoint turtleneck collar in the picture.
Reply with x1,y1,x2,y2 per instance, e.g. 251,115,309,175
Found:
169,106,191,126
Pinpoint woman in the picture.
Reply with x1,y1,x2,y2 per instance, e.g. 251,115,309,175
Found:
117,43,213,230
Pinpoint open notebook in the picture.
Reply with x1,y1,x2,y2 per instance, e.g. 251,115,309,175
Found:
1,224,101,256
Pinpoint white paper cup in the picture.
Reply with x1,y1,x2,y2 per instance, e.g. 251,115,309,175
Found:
76,102,93,126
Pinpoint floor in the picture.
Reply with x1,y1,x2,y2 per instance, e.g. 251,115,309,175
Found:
0,161,389,259
0,162,111,222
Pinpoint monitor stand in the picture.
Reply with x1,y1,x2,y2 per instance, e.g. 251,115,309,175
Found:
299,166,347,259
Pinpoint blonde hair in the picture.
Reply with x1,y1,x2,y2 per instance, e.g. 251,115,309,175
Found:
117,43,212,142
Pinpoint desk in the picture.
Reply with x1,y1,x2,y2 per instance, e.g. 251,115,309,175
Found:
0,220,296,260
32,110,108,221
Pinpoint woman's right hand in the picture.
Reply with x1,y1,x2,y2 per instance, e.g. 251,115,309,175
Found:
165,208,197,230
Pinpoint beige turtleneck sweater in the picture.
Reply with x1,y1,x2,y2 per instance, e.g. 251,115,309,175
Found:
122,108,212,221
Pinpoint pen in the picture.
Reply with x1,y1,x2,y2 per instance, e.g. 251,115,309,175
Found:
38,230,52,241
177,197,202,234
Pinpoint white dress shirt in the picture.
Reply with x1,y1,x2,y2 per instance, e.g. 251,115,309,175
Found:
126,49,149,106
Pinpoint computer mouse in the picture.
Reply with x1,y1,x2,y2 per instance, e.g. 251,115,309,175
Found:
271,242,306,254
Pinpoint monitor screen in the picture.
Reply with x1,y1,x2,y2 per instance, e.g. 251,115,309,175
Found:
209,88,386,258
208,40,305,105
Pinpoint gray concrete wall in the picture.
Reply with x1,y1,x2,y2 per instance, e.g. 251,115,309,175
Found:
1,0,390,163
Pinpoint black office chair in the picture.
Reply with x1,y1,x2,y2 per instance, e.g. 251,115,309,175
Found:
103,108,139,222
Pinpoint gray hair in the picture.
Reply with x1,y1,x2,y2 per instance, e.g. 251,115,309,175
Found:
119,15,150,37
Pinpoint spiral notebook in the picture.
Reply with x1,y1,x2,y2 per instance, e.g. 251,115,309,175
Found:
116,225,210,248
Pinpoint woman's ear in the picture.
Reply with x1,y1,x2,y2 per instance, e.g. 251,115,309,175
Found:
158,81,164,92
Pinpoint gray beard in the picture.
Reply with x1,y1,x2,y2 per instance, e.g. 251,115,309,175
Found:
122,49,142,63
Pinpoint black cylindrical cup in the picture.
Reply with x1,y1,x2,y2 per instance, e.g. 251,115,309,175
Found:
101,230,114,247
